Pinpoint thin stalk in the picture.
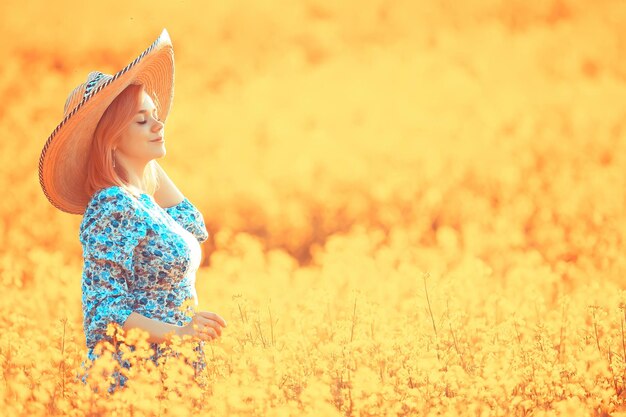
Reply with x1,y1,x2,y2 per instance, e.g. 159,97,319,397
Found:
350,296,357,343
268,305,275,347
423,273,440,361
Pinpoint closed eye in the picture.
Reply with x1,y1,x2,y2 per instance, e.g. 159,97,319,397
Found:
137,108,160,123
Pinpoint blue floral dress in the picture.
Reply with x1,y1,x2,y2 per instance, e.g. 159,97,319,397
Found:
76,185,209,393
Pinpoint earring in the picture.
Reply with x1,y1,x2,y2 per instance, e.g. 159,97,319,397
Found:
112,150,116,168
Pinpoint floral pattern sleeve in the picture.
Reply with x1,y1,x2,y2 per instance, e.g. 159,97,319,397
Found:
79,187,148,353
164,197,209,243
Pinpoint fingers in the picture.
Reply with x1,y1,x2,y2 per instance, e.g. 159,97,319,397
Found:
192,324,217,341
190,325,216,341
190,313,226,341
191,324,220,339
185,311,227,342
200,326,218,340
197,311,227,328
195,316,223,336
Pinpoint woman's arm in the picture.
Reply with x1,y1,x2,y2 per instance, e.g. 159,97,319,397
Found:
153,161,209,243
152,161,185,208
123,312,182,345
125,311,227,344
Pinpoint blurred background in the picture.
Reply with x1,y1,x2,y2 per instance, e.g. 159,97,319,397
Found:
4,0,626,359
6,0,626,272
3,0,626,414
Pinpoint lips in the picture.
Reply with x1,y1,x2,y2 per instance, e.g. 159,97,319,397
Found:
150,137,164,142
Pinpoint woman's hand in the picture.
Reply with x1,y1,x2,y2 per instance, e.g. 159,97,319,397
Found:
177,311,227,341
152,161,186,208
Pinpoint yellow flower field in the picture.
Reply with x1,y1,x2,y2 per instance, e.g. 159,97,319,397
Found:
2,0,626,415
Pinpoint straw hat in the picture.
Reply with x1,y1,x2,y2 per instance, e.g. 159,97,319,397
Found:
38,28,174,215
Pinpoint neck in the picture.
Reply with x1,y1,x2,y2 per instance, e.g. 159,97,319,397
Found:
116,156,148,194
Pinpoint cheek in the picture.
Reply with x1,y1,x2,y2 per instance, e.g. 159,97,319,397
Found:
119,126,142,146
116,132,138,156
117,130,131,149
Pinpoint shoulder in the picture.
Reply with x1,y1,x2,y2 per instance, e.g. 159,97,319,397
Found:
80,186,144,235
83,186,135,214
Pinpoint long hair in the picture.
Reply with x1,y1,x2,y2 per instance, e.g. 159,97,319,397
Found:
85,83,160,199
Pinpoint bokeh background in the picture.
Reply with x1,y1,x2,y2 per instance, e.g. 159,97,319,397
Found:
3,0,626,416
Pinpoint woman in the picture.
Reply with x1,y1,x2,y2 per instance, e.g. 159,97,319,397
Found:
38,29,227,393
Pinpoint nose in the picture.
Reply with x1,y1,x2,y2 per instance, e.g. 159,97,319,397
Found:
152,118,164,132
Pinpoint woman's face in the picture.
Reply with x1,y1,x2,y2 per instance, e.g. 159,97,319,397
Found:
116,90,165,164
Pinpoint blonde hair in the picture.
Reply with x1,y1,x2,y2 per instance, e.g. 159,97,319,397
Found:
85,83,160,199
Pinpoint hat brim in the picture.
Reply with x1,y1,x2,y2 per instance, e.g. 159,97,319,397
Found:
39,29,174,215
